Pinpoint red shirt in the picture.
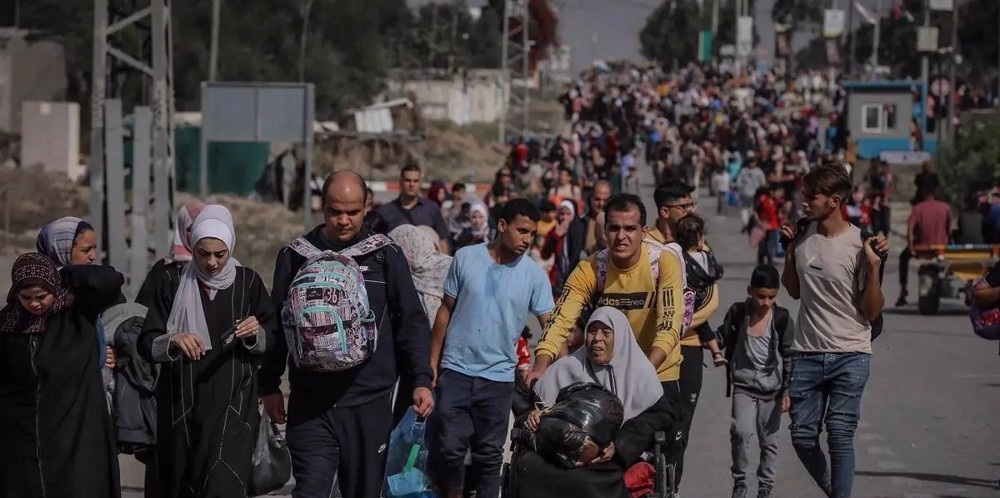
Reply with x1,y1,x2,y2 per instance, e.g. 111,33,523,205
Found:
909,199,952,246
516,338,531,370
757,195,780,230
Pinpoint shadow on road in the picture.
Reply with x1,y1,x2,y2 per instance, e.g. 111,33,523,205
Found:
855,470,1000,489
882,307,969,317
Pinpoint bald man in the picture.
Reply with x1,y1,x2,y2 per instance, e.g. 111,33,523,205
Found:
260,171,435,498
584,180,612,255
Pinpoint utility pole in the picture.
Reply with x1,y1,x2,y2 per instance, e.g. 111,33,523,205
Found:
91,0,175,271
871,0,881,75
947,0,958,142
209,0,220,81
921,0,930,110
499,0,530,143
299,0,315,82
846,0,855,75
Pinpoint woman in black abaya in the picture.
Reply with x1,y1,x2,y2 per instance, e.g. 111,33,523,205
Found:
138,204,277,498
0,252,124,498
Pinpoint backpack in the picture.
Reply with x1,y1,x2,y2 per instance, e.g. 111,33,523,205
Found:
282,234,393,372
719,301,790,397
595,239,695,334
969,275,1000,341
102,302,158,454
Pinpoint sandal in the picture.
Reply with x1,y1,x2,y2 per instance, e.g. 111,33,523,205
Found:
712,352,727,366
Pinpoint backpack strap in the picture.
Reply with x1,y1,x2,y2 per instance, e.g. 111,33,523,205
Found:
288,236,323,259
595,239,665,294
723,301,747,398
288,234,393,261
595,248,610,293
341,234,394,258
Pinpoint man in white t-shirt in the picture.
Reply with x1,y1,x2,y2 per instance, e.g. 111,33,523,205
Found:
780,165,888,498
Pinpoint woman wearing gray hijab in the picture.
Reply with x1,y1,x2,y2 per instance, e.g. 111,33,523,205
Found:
513,307,681,498
389,224,452,326
137,204,277,498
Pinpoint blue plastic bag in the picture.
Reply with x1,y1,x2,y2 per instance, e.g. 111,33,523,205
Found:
727,191,739,207
382,408,437,498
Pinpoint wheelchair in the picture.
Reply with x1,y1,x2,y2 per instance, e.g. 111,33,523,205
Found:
500,427,679,498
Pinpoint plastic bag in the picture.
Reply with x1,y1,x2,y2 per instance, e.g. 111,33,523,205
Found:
248,412,292,496
532,383,624,469
383,407,437,498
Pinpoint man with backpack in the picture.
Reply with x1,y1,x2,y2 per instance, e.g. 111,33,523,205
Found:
259,171,435,498
780,165,888,498
526,193,686,446
429,198,555,498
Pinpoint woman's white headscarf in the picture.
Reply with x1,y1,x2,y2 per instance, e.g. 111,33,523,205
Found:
469,202,491,240
165,205,239,351
534,307,663,421
558,199,576,219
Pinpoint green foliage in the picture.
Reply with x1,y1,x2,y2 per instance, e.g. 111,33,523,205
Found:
14,0,516,120
937,118,1000,210
639,0,702,69
639,0,755,70
771,0,823,25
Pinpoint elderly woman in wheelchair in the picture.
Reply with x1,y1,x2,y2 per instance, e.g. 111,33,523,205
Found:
506,307,682,498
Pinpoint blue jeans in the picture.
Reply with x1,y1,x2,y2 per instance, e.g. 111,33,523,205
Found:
430,369,513,498
788,353,871,498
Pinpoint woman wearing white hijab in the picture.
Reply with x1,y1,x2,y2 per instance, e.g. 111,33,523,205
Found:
138,204,277,498
513,307,680,498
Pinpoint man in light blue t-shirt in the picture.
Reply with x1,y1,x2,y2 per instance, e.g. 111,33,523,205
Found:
429,198,554,498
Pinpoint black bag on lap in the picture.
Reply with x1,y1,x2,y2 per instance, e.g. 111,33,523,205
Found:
529,382,624,469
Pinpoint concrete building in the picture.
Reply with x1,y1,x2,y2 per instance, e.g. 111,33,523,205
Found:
387,69,509,125
20,101,83,180
0,28,68,133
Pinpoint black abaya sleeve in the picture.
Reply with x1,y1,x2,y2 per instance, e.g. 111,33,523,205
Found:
613,395,680,467
241,269,277,354
61,265,125,321
136,266,179,364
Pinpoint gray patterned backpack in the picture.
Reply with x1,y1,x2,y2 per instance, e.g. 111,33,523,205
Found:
282,235,392,372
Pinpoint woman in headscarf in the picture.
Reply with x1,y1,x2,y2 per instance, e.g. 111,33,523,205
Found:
168,200,206,263
541,199,586,298
452,202,491,249
137,204,277,498
388,224,453,423
35,216,98,267
0,253,125,498
128,201,203,498
513,307,680,498
36,216,120,370
389,224,452,326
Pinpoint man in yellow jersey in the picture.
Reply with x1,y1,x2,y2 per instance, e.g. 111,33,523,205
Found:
649,183,721,490
526,193,686,433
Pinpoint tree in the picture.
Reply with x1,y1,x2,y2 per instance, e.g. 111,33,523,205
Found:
639,0,701,70
938,117,1000,210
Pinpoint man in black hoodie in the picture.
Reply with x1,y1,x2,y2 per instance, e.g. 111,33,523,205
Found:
260,170,435,498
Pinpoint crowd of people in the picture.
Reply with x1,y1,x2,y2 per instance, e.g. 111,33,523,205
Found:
1,59,998,498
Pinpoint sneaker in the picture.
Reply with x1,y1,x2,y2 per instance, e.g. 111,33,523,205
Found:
757,487,772,498
822,483,835,498
731,484,748,498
